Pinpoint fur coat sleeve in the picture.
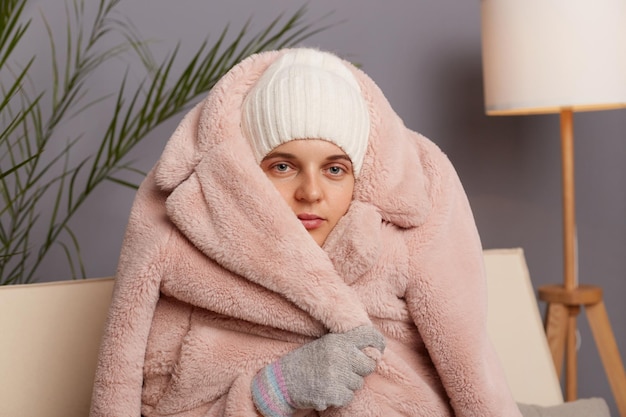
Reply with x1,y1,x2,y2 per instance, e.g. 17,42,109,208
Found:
89,49,523,417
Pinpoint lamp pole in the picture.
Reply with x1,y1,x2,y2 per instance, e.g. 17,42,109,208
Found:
559,109,576,294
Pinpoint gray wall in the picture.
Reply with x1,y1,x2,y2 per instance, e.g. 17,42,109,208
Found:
22,0,626,414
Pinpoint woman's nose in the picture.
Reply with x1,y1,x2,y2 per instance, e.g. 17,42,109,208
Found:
295,173,322,202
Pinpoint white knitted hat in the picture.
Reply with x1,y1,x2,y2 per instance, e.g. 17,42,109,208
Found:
241,48,370,175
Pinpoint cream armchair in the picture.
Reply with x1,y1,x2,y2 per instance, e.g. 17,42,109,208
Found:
484,248,563,406
0,248,580,416
0,277,115,417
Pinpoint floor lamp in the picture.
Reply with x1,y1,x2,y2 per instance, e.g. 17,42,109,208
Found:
480,1,626,414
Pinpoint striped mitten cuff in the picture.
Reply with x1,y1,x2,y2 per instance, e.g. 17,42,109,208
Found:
251,361,296,417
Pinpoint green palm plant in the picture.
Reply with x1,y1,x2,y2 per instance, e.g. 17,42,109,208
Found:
0,0,330,285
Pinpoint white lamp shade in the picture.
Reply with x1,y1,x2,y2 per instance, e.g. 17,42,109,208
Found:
481,0,626,115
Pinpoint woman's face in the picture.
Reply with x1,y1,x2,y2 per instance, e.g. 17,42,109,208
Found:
260,139,355,246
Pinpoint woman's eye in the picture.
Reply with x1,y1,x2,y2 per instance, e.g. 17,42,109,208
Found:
327,166,345,175
274,163,290,172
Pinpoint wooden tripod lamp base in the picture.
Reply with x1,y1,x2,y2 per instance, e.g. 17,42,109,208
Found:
539,284,626,415
535,110,626,417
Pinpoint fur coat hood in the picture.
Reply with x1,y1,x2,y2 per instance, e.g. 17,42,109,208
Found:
90,49,522,417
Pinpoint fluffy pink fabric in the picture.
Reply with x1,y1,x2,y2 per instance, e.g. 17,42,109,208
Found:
90,49,523,417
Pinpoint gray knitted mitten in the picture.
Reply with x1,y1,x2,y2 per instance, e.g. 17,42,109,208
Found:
251,326,385,417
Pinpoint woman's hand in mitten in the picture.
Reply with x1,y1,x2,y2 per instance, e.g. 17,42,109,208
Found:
251,325,386,417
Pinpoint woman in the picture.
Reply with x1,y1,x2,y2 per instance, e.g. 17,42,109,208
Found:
90,48,597,417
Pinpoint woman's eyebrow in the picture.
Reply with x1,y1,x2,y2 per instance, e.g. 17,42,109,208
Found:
326,155,353,163
262,152,296,161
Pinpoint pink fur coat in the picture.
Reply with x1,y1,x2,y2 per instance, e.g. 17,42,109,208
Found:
89,49,522,417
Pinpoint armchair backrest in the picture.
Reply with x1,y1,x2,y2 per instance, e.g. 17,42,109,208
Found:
484,247,563,406
0,277,115,417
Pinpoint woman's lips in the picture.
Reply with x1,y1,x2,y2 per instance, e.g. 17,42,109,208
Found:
297,213,324,230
